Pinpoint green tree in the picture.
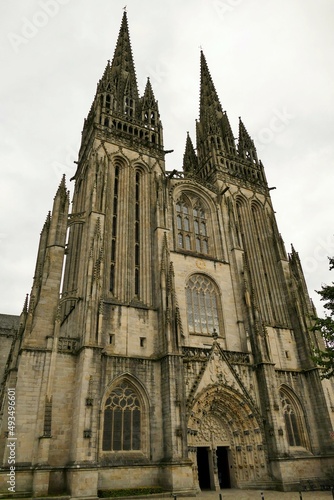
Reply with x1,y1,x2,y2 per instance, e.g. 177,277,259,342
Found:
311,257,334,379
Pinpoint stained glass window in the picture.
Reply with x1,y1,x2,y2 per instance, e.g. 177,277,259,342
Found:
186,274,220,335
176,197,209,254
280,389,307,448
103,382,141,451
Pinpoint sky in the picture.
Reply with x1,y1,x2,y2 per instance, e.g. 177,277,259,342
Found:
1,0,334,316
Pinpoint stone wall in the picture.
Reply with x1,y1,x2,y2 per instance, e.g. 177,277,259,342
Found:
0,314,19,386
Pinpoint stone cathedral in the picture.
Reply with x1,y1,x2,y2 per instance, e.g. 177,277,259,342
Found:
1,11,334,498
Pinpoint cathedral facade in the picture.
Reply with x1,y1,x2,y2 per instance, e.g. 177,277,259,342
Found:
1,12,334,498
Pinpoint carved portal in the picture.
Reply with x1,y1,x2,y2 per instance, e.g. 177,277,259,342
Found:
187,385,269,488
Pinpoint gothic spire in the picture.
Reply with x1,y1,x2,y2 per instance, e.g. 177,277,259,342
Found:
183,132,198,177
199,51,236,149
142,78,157,109
109,10,138,102
196,51,236,180
96,10,139,112
199,50,223,122
238,117,258,162
79,11,164,167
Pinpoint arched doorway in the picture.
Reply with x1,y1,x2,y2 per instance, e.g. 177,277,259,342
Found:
196,447,211,489
195,445,232,490
187,385,268,491
188,411,232,490
216,446,231,488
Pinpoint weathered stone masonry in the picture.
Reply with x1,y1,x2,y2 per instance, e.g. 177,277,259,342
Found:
0,11,334,498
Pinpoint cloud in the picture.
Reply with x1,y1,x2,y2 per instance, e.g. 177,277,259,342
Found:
1,0,333,315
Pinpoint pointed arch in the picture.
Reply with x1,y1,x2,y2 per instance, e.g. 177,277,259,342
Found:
109,156,129,298
176,193,191,213
134,169,141,297
279,385,310,450
109,161,120,294
111,153,131,169
186,273,223,337
106,93,111,109
131,163,151,304
101,374,149,455
176,194,191,250
188,384,268,486
175,192,210,255
235,193,248,208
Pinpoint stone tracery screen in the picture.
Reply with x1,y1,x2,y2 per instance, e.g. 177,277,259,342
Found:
186,274,220,335
280,388,308,449
176,197,209,255
102,381,141,451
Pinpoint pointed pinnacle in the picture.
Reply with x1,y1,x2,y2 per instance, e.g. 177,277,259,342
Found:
239,117,254,143
145,76,153,91
41,211,51,234
144,77,155,100
184,132,194,152
55,174,67,198
99,59,112,85
183,132,198,175
22,294,29,314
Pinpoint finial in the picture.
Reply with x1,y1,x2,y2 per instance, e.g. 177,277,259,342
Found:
41,211,51,233
123,5,127,11
212,328,218,341
22,294,29,314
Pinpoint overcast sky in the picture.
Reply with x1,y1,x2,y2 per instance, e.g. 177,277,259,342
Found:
1,0,334,316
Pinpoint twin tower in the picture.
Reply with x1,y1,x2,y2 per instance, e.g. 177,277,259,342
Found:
1,11,333,498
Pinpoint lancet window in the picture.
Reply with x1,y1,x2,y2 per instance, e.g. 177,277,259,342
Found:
176,196,209,254
102,381,141,451
110,165,119,293
186,274,221,335
134,171,140,297
124,96,134,117
106,94,111,109
280,388,309,449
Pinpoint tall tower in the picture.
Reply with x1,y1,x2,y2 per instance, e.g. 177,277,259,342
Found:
0,12,333,498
